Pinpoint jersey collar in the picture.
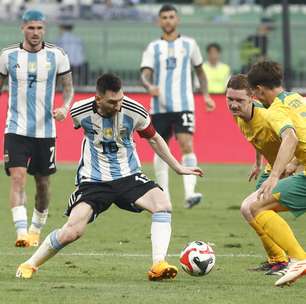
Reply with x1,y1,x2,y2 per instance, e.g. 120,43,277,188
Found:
20,41,45,52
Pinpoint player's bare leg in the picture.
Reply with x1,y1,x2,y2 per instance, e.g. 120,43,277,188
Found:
28,176,50,247
16,203,92,279
177,133,202,208
10,167,29,247
135,187,178,281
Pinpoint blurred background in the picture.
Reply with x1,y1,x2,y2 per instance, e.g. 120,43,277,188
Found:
0,0,304,91
0,0,304,163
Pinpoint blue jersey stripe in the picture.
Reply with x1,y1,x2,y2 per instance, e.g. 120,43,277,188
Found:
75,138,86,185
26,53,37,136
181,41,190,111
45,51,56,137
102,118,122,179
153,43,160,113
123,114,140,174
81,117,102,182
165,41,174,112
7,51,19,133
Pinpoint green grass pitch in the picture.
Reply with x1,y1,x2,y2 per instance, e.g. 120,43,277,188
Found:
0,164,305,304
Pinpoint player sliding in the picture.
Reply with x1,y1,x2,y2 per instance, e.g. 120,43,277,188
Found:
16,73,203,281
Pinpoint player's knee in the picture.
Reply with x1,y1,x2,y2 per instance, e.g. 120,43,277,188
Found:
61,224,85,243
35,177,50,192
240,199,251,219
10,172,26,188
151,201,172,213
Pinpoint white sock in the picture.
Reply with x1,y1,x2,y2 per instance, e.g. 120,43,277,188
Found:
11,206,27,236
182,153,197,199
29,208,48,234
151,212,172,264
26,229,65,268
153,154,170,201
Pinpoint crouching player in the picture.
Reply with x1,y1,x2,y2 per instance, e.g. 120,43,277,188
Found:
16,73,203,281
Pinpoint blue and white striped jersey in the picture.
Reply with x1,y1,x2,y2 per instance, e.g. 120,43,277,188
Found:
140,35,203,114
70,95,151,184
0,42,71,138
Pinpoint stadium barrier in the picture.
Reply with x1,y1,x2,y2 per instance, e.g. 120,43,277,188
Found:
0,92,255,164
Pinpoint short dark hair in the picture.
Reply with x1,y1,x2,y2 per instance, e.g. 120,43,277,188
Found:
227,74,252,96
96,73,122,95
206,43,221,53
247,60,282,89
159,4,177,16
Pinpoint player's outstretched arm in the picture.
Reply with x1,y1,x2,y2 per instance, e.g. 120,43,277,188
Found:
147,132,203,177
53,72,74,121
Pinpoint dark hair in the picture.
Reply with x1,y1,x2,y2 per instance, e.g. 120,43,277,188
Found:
247,60,282,89
96,73,122,95
227,74,252,96
159,4,178,16
206,43,221,53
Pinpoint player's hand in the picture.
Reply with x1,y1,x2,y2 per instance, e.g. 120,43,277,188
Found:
176,166,204,177
257,175,279,201
148,85,160,97
248,164,261,182
204,95,216,112
283,162,298,177
53,107,68,121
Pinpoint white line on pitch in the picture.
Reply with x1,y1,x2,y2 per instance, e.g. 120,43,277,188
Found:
0,252,263,258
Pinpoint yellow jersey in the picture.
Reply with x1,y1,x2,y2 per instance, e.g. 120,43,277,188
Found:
265,91,306,167
236,102,281,168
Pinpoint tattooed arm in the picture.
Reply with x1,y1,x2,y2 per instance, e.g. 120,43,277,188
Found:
53,72,74,121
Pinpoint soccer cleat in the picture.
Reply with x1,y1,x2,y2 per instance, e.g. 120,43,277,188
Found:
185,193,203,209
248,261,272,272
275,260,306,287
148,261,178,281
28,232,40,247
15,234,30,247
16,263,37,279
265,262,288,276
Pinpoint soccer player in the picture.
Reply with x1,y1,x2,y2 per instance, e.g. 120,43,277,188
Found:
226,74,290,275
140,4,215,208
0,10,73,247
16,73,203,281
244,60,306,286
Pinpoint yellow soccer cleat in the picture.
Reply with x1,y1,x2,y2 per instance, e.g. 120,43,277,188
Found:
15,234,30,247
16,263,37,279
148,261,178,281
28,232,40,247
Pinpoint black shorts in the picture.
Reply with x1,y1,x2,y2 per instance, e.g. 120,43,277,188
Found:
151,111,195,142
4,133,56,176
65,173,160,223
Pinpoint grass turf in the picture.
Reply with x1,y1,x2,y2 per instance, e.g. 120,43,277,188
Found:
0,164,305,304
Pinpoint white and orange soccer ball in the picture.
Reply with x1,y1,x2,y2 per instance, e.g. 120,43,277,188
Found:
179,241,216,276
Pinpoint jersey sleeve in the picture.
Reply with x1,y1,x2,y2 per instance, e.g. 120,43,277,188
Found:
0,51,8,76
191,40,203,67
69,107,81,129
140,43,154,70
267,103,295,137
57,50,71,75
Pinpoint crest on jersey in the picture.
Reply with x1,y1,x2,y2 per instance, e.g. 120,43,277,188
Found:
103,128,113,139
28,62,37,73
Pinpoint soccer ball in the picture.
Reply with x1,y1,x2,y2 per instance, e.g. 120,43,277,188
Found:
179,241,216,276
